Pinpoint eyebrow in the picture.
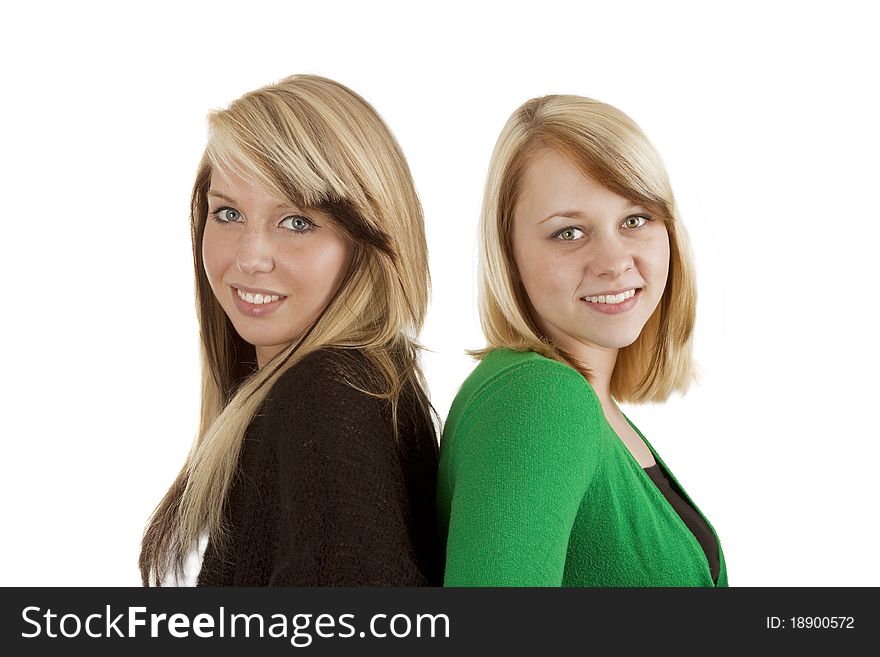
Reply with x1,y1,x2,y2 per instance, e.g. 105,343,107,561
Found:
539,210,585,224
538,201,646,224
207,190,300,211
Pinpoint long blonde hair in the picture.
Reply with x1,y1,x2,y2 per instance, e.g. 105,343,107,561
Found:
140,74,433,585
475,94,697,402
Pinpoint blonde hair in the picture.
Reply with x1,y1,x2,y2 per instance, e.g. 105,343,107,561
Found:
140,74,433,585
475,94,697,402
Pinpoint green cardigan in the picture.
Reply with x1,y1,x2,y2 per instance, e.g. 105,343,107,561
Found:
437,348,728,587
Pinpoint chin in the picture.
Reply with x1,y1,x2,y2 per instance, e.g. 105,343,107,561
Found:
249,335,296,350
228,326,282,348
585,331,643,350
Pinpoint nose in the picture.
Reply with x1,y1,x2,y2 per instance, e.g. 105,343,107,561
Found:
589,232,633,279
235,226,275,276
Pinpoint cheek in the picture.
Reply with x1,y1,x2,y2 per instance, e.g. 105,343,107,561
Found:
282,238,350,292
640,230,671,285
513,234,551,293
201,225,230,288
520,253,574,300
655,234,672,283
515,255,577,332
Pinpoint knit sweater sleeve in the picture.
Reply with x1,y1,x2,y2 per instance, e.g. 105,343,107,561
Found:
259,350,428,586
442,359,604,586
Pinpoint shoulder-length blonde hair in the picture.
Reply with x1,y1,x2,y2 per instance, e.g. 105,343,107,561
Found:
140,74,432,586
475,94,697,403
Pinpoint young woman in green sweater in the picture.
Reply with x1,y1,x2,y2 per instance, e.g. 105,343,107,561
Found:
437,95,728,586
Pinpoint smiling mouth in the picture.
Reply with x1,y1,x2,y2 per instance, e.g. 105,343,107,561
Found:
235,288,286,305
581,288,639,305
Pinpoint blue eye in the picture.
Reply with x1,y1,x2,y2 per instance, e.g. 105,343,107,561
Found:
622,215,650,229
554,227,585,241
281,215,315,233
212,207,242,223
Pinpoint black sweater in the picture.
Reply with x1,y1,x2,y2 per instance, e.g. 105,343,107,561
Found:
197,348,442,586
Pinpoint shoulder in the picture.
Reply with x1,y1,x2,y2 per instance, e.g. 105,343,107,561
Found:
271,347,377,391
264,348,381,410
450,348,599,423
258,348,391,452
442,349,604,467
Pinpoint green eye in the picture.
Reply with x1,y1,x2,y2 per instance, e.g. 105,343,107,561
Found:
622,215,649,229
555,227,584,241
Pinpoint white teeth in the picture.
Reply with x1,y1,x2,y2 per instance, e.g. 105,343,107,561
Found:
583,289,637,304
236,288,281,304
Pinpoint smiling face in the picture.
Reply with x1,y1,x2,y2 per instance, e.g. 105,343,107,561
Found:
511,147,670,361
202,168,352,368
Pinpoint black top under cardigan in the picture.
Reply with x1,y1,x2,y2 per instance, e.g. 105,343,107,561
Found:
197,348,442,586
643,463,720,583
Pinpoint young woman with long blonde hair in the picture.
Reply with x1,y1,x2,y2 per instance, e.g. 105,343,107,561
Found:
140,74,441,586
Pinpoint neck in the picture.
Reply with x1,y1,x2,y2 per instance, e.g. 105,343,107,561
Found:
560,340,619,410
255,345,279,370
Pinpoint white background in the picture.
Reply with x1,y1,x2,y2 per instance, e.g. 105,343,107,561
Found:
1,0,877,586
